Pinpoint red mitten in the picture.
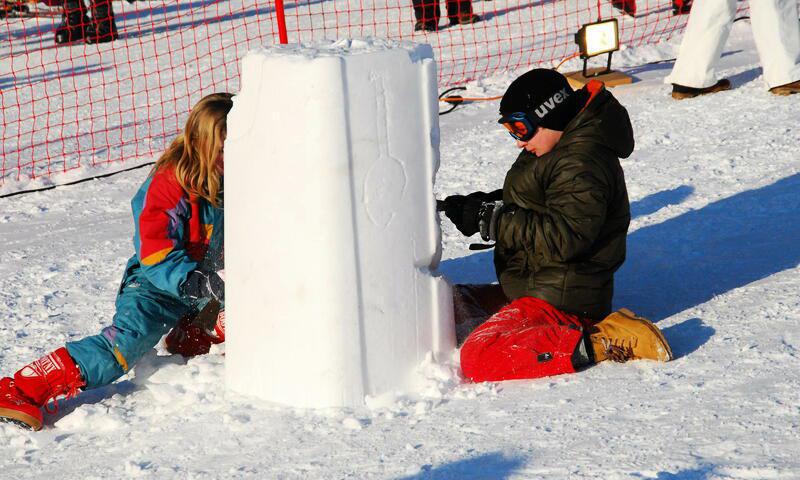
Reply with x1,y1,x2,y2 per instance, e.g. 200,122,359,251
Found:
165,309,225,357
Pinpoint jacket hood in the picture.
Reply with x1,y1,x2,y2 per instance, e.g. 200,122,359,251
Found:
561,82,634,159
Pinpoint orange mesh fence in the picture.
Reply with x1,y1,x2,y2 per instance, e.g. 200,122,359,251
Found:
0,0,749,189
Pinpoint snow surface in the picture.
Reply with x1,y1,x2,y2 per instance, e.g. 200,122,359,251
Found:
2,19,800,480
224,39,455,408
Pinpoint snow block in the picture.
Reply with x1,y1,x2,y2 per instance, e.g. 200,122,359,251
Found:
224,39,455,408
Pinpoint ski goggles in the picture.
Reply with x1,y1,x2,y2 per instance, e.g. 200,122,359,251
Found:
498,111,538,142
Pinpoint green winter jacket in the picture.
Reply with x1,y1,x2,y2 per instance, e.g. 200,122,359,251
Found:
494,82,634,320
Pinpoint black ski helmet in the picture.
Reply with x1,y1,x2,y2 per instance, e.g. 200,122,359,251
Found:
499,69,582,132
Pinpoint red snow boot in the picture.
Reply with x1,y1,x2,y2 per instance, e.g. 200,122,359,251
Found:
0,347,85,430
0,378,43,431
672,0,691,14
166,308,225,357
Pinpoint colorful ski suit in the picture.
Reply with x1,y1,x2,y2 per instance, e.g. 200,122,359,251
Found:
65,167,223,389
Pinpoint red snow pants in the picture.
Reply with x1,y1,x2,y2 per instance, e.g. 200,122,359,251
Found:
460,296,591,382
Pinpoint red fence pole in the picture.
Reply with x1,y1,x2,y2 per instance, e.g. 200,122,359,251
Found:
275,0,289,44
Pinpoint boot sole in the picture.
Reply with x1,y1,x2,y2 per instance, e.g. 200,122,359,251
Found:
770,88,799,96
85,34,118,44
617,308,674,361
54,33,85,45
671,81,731,100
0,407,42,431
55,39,84,45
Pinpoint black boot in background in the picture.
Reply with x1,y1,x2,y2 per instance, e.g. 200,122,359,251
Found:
54,0,88,44
412,0,440,32
85,0,118,44
447,0,480,26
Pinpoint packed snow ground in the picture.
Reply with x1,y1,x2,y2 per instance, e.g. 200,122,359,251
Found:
2,20,800,479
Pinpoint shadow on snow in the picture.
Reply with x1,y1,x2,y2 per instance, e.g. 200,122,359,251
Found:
0,63,108,91
617,173,800,320
630,185,693,218
45,351,188,425
397,452,526,480
633,464,716,479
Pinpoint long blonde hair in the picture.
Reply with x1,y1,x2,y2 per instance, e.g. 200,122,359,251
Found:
153,92,233,207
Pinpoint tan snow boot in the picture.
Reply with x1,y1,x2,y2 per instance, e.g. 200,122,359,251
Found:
769,80,800,96
671,79,731,100
589,308,673,363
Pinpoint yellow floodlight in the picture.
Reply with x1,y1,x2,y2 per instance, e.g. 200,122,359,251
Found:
574,19,620,77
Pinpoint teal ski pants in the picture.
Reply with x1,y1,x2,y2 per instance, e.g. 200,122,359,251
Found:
65,260,192,389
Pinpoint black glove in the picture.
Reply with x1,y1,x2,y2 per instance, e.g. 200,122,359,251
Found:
440,190,502,237
182,269,225,302
440,193,480,236
478,200,504,242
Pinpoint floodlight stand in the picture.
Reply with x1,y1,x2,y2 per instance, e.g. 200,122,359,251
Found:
566,51,633,89
582,52,614,78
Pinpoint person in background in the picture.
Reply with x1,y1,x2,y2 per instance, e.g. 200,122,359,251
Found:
412,0,480,32
666,0,800,99
54,0,118,44
671,0,691,14
0,93,231,431
610,0,637,16
440,69,673,383
610,0,691,17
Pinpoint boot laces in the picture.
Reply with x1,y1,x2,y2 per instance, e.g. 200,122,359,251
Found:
29,357,81,415
44,383,81,415
601,337,636,363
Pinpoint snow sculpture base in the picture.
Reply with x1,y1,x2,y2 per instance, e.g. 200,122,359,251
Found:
224,39,454,409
